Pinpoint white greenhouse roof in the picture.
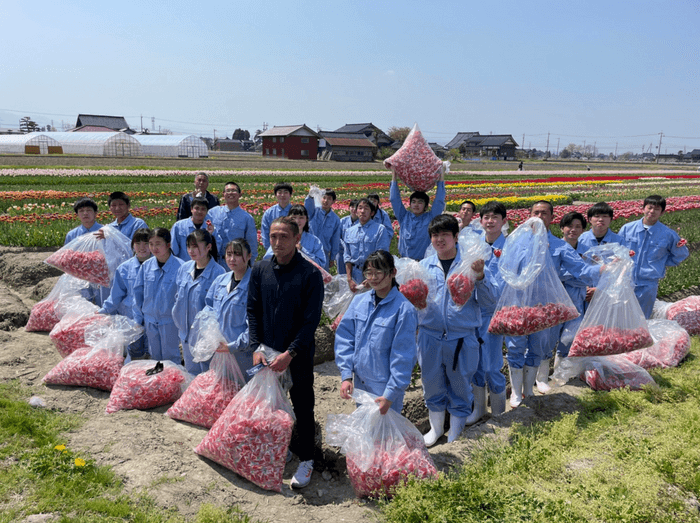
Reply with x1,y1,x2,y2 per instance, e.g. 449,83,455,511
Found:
132,134,200,146
132,134,208,158
43,132,134,144
0,133,63,154
42,132,143,156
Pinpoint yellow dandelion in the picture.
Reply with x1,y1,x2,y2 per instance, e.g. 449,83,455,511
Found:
54,445,66,451
74,458,86,467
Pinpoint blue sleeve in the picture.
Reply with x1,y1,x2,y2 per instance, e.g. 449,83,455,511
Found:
474,266,498,310
381,210,395,239
246,214,259,255
170,223,180,258
378,225,391,252
429,181,446,217
227,321,250,352
561,248,599,287
383,304,418,404
308,236,327,267
666,229,689,267
334,300,358,381
132,265,145,325
389,181,407,223
99,265,129,315
261,210,271,249
304,194,316,219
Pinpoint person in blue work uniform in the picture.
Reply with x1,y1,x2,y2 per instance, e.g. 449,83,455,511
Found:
262,204,326,267
367,192,394,245
336,199,359,275
618,195,689,318
248,216,324,490
308,189,341,270
506,201,600,407
468,201,508,424
389,168,446,260
176,172,220,221
419,215,496,446
133,228,184,365
554,212,589,370
456,200,476,231
343,198,391,292
65,198,102,245
106,192,149,240
98,227,151,362
172,229,226,375
205,238,254,378
335,250,418,415
208,181,257,269
170,197,212,261
260,182,315,250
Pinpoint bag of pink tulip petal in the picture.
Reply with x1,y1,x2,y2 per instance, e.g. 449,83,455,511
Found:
44,226,132,287
395,256,435,315
326,281,370,331
194,367,295,492
620,319,690,369
26,274,90,332
569,245,652,357
300,250,332,284
445,230,492,310
42,316,143,391
326,390,437,499
49,298,104,357
664,296,700,335
105,360,193,414
583,355,656,391
384,123,447,192
489,217,578,336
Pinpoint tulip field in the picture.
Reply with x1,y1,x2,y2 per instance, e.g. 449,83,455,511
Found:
1,166,699,295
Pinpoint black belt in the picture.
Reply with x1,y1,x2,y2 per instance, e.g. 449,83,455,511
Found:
451,331,484,372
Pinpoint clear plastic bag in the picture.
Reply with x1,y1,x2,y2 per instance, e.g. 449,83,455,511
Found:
255,344,293,393
621,319,690,369
26,274,90,332
167,345,246,428
569,245,652,357
383,123,447,192
194,367,295,492
394,256,435,311
326,390,437,498
308,184,324,208
44,227,132,287
665,296,700,335
300,250,332,283
105,360,193,414
552,354,656,391
651,300,671,320
43,316,144,391
446,229,492,310
188,309,227,363
323,274,354,319
488,217,578,336
49,298,104,357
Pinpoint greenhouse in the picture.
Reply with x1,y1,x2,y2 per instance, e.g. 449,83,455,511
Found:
132,134,208,158
42,132,143,156
0,133,64,154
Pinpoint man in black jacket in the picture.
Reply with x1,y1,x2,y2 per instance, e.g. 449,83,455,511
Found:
247,216,324,489
176,172,220,220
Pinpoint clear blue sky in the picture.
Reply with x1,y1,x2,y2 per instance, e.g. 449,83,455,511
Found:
1,0,698,154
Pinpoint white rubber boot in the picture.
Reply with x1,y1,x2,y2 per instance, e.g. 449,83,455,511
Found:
535,358,552,394
554,354,562,370
490,390,507,416
523,365,538,399
509,366,524,408
447,415,467,443
464,386,487,426
423,410,446,447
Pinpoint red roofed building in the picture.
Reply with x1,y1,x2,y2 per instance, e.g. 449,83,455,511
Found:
259,124,319,160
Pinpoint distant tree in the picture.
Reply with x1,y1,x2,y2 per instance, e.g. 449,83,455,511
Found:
447,148,461,161
232,128,250,140
620,152,632,160
378,147,395,160
559,148,571,159
388,126,411,143
19,116,39,133
565,143,577,153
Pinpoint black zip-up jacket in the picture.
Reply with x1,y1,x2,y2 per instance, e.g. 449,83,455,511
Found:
247,250,324,358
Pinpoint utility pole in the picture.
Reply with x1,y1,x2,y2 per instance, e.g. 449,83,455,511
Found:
545,132,550,153
657,132,663,162
594,141,596,157
615,142,618,158
556,137,560,156
140,115,143,132
522,134,525,150
214,129,217,141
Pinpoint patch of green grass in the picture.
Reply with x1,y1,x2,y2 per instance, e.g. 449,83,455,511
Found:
380,339,700,523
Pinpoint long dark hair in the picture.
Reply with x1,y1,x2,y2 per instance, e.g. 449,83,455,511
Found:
225,238,253,267
186,229,218,261
288,204,310,232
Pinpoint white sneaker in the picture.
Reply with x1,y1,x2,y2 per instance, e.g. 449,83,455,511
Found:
290,459,314,489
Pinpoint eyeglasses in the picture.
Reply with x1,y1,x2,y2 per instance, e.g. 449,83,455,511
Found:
362,269,387,280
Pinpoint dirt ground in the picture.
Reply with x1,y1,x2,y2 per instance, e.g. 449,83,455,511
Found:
0,246,592,522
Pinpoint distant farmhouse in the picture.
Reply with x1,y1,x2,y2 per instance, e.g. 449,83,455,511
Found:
333,123,394,148
318,131,376,161
72,114,134,133
446,132,519,160
259,125,319,160
214,138,255,152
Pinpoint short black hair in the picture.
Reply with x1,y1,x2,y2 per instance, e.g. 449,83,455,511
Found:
73,198,97,213
367,193,380,203
224,181,242,194
479,200,507,219
460,200,476,213
357,198,377,217
324,189,337,201
428,214,459,237
108,191,130,207
288,204,310,232
409,191,430,207
560,211,587,229
149,227,171,244
271,215,300,236
191,196,209,210
273,182,294,195
587,201,614,220
348,199,359,210
531,200,553,214
643,195,666,212
132,227,151,246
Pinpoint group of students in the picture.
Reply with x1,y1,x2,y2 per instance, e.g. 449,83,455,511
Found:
61,174,688,485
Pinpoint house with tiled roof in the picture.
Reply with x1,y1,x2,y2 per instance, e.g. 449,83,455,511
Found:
333,123,394,148
74,114,132,132
460,134,519,159
318,131,376,161
444,132,480,150
259,124,319,160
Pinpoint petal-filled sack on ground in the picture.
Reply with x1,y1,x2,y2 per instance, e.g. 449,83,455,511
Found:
326,390,437,499
620,319,690,369
49,298,104,357
106,360,193,414
569,245,653,357
167,310,246,428
488,217,578,336
383,123,446,192
25,274,90,332
45,227,132,287
552,354,656,391
446,229,492,309
43,315,145,391
194,366,295,492
395,256,435,315
654,296,700,335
